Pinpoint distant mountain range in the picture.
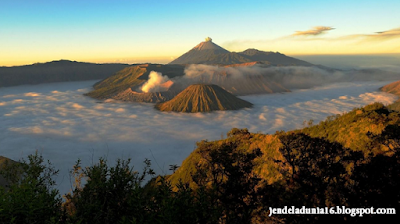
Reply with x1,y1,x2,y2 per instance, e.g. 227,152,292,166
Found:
0,39,317,90
84,38,326,108
169,37,313,66
86,38,314,105
0,60,128,87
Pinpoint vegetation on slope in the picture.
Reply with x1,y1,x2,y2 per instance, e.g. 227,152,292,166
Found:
168,103,400,222
300,102,400,155
0,153,62,224
155,84,253,112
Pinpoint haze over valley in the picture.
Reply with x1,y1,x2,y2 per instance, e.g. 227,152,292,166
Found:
0,79,397,193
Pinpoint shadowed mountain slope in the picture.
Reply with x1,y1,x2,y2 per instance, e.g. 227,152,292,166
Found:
0,156,19,188
155,84,252,112
0,60,128,87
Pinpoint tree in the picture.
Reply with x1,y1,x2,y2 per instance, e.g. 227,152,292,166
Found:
0,152,62,224
273,133,363,223
192,129,263,224
64,158,155,224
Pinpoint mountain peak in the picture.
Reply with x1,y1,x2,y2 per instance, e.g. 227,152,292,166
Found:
155,84,252,113
192,39,228,52
169,38,230,64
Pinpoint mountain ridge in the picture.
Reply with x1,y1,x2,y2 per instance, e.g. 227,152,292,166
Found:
0,60,129,87
169,38,313,66
381,80,400,111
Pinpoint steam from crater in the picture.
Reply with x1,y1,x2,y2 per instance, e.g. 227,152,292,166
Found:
141,71,172,93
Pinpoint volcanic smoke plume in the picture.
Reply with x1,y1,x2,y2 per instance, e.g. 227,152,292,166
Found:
141,71,172,93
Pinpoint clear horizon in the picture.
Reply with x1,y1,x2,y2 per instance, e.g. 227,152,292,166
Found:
1,0,399,66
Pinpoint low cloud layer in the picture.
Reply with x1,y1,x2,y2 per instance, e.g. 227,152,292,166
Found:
0,80,397,194
293,26,335,36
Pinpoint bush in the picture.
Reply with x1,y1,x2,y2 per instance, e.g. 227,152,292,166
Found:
0,152,62,224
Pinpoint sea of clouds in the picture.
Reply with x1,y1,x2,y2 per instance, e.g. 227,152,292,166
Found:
0,80,398,194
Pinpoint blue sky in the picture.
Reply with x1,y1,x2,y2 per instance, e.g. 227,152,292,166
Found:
1,0,400,65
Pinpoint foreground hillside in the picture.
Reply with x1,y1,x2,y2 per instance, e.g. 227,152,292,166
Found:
1,102,398,223
169,102,399,182
0,60,128,87
168,102,399,222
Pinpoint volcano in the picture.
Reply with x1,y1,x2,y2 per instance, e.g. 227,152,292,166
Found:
169,37,249,65
155,84,252,113
169,37,312,66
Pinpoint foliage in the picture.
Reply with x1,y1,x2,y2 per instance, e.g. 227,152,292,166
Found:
63,158,220,224
266,133,364,223
192,129,263,224
0,152,62,224
301,102,400,155
64,158,153,223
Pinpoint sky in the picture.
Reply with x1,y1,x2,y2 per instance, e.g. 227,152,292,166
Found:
1,0,400,66
0,79,397,193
